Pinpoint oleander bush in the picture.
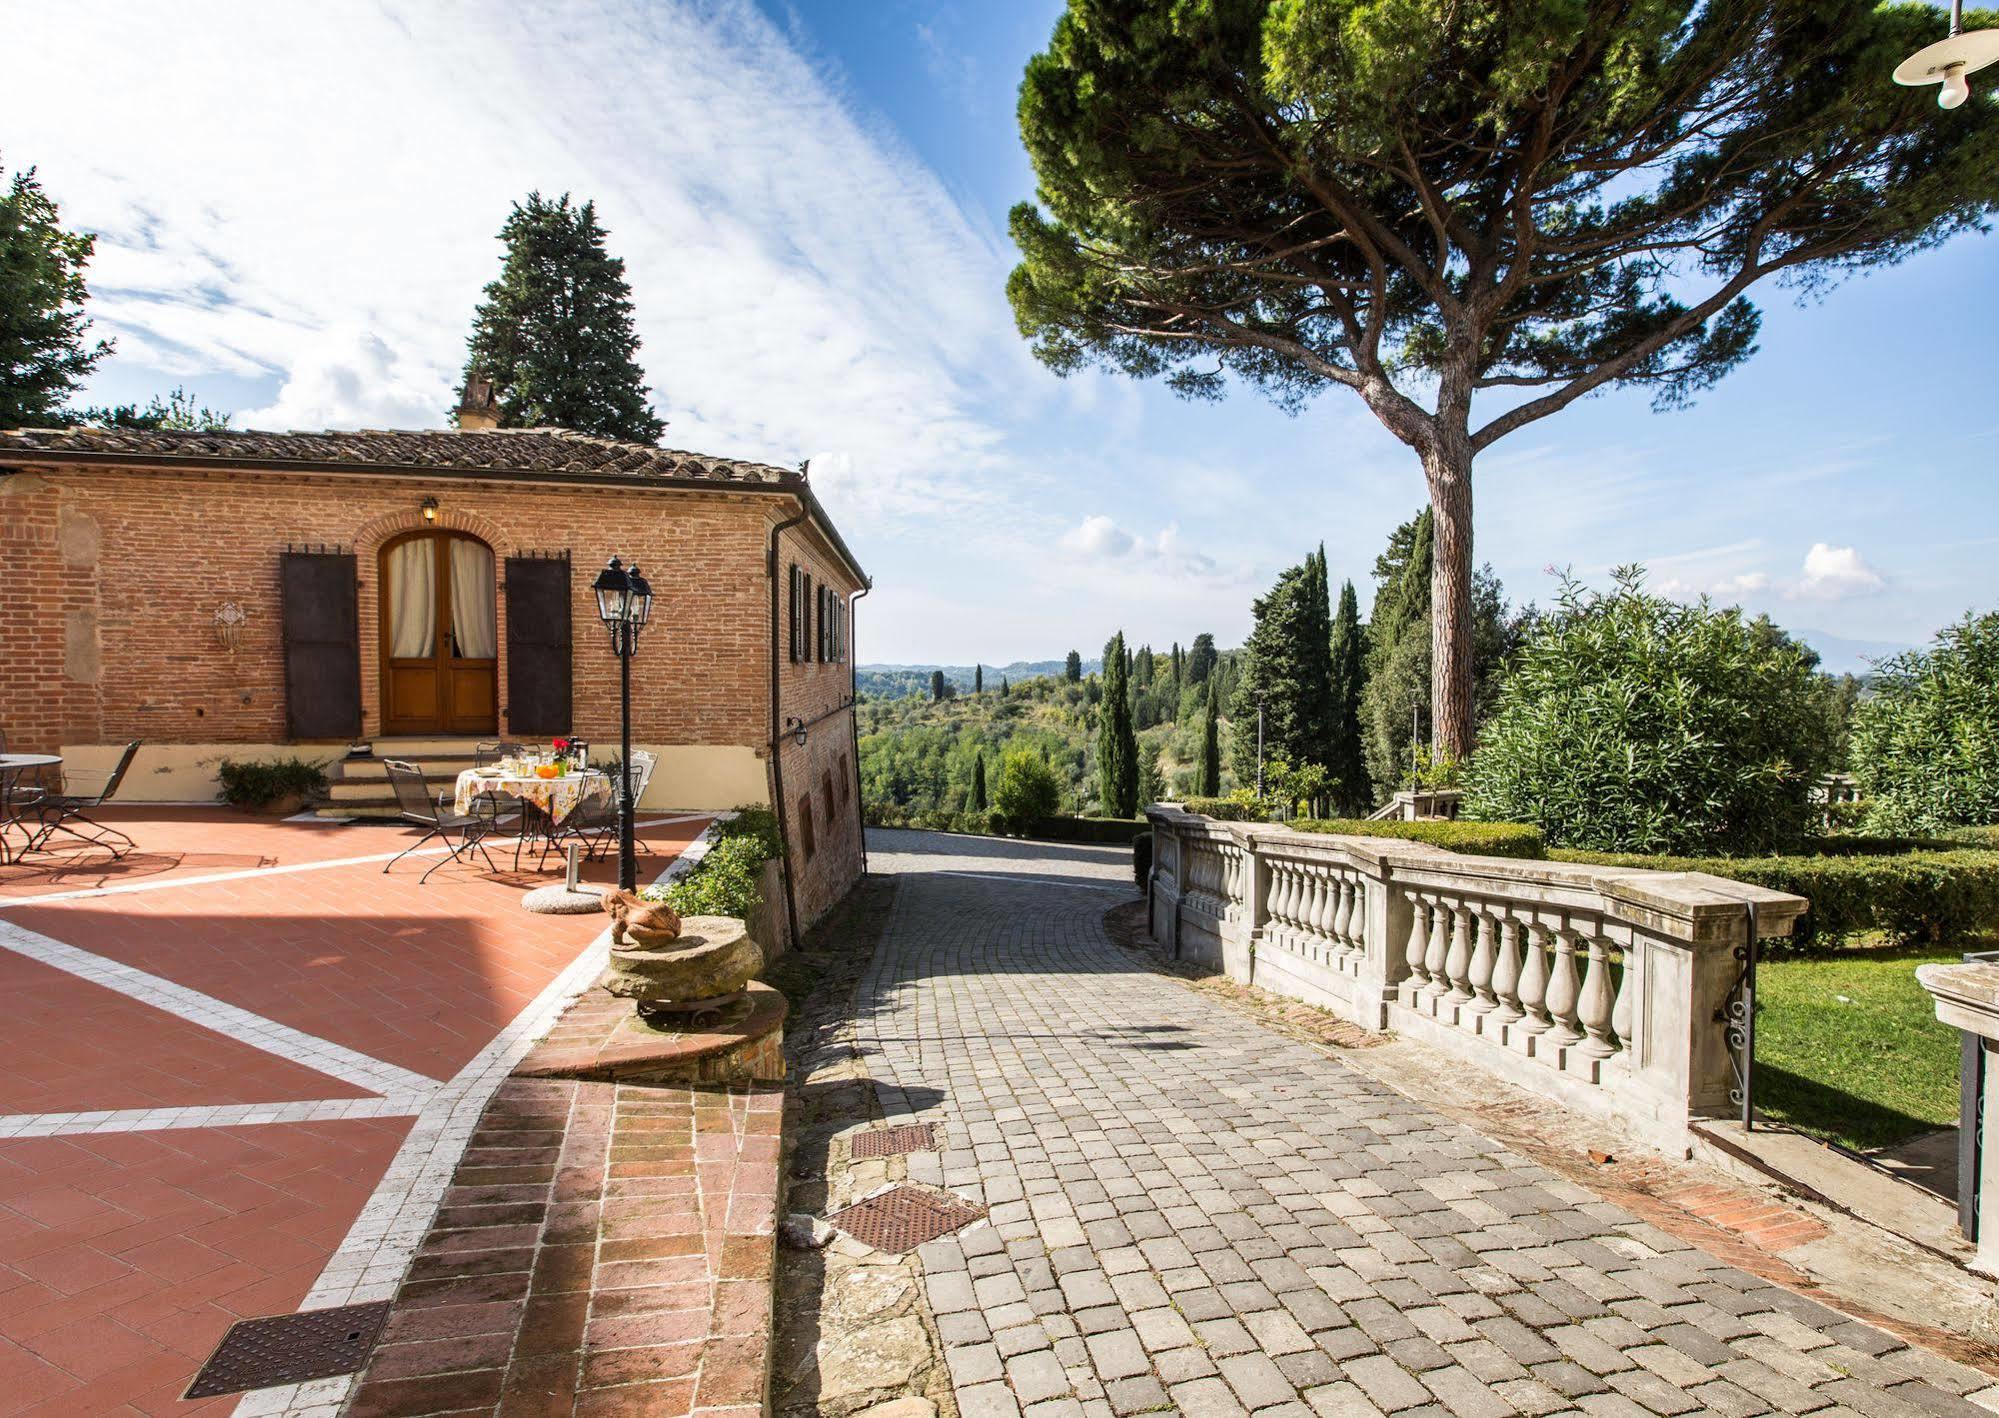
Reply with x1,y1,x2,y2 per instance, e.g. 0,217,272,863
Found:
217,756,329,809
1851,610,1999,835
1461,569,1835,854
1549,844,1999,945
1288,818,1545,859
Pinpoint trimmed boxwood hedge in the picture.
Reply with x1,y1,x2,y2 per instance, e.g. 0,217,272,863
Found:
1288,819,1546,859
1549,844,1999,945
1179,796,1269,822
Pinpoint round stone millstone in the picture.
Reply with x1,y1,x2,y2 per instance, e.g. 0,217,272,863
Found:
521,883,607,915
601,914,764,1006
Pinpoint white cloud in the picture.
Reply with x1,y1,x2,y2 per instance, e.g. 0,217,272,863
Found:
1794,543,1886,599
0,0,1034,523
1061,515,1136,559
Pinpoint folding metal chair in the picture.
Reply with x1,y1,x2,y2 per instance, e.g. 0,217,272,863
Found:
33,740,140,859
381,759,507,884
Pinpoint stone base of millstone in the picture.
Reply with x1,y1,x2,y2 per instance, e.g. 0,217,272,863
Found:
516,978,787,1085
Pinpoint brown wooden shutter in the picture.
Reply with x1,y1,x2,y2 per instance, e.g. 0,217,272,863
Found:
803,573,815,662
506,555,572,736
280,550,362,740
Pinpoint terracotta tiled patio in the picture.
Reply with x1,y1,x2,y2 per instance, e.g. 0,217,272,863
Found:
0,807,709,1416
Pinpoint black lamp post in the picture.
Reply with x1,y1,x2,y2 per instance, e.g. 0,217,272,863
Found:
592,556,654,890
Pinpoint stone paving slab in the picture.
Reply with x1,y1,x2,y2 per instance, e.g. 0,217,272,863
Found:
855,828,1999,1418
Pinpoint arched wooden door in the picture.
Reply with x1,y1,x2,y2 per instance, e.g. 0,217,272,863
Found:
379,530,498,736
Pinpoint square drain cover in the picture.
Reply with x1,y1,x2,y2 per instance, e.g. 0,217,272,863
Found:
850,1123,938,1159
829,1185,986,1253
184,1300,393,1398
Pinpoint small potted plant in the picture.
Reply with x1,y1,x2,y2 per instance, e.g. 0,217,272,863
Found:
218,756,330,816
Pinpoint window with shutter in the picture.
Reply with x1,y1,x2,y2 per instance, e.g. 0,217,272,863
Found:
787,565,800,663
803,573,815,663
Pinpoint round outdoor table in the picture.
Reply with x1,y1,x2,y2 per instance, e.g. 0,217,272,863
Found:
0,754,61,866
452,767,611,871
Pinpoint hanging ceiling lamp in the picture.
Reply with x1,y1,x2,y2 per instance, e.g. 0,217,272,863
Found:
1895,0,1999,108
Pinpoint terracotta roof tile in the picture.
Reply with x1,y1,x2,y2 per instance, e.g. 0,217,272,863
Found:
0,425,798,487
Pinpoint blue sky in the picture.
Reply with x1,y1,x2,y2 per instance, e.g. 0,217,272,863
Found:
5,0,1995,672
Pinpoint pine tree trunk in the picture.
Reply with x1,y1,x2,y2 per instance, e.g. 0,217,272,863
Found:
1425,444,1476,762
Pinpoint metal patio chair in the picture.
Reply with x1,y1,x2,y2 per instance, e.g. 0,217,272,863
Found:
555,749,658,862
32,740,140,859
381,759,510,884
473,740,524,767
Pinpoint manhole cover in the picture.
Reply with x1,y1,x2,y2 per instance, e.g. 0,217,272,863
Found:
829,1186,987,1253
184,1300,392,1398
850,1123,938,1158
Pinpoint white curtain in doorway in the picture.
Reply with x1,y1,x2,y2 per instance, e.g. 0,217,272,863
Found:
387,539,435,658
450,539,497,659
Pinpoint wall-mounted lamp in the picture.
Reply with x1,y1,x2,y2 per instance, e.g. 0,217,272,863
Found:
784,716,810,748
214,601,247,653
420,496,439,524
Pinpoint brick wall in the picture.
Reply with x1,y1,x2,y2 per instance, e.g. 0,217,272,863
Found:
0,462,868,923
770,514,866,930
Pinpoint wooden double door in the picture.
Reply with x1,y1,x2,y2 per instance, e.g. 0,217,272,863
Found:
379,530,498,736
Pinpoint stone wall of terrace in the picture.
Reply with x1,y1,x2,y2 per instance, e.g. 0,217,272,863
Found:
1145,805,1809,1154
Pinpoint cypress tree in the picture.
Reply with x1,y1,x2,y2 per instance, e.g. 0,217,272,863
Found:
1000,675,1010,697
972,752,988,811
461,192,665,443
1228,554,1337,789
974,664,984,694
1098,631,1139,816
1187,634,1217,686
1,160,110,427
1134,644,1154,688
1137,750,1165,811
1064,650,1082,682
930,669,947,702
1199,686,1222,796
1328,579,1371,813
1362,511,1435,791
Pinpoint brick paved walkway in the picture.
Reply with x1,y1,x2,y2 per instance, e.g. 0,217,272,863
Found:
0,808,709,1416
857,829,1999,1418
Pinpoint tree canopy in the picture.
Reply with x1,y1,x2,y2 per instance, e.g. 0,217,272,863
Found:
0,159,109,428
462,192,664,443
1008,0,1999,756
1852,610,1999,834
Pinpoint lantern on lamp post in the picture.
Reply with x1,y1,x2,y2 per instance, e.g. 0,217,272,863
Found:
592,556,654,890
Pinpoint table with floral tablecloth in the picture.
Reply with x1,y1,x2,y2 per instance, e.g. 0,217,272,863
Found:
453,767,610,825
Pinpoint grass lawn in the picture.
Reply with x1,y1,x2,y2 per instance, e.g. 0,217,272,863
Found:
1754,942,1966,1152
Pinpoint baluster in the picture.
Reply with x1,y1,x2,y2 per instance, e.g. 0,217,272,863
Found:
1577,927,1618,1058
1544,918,1584,1047
1423,894,1450,997
1404,893,1430,989
1611,942,1635,1053
1331,875,1353,955
1467,907,1497,1013
1516,918,1552,1034
1490,911,1524,1022
1264,866,1285,948
1311,867,1333,943
1278,862,1299,944
1444,900,1473,1003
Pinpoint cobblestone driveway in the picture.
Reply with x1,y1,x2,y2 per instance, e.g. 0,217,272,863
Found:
854,829,1996,1418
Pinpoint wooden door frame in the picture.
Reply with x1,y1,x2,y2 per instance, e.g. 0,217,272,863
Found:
378,528,498,736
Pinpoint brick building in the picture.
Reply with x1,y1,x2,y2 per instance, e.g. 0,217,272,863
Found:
0,419,869,930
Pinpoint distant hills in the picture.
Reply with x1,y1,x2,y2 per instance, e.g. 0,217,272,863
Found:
1792,629,1910,678
858,659,1103,698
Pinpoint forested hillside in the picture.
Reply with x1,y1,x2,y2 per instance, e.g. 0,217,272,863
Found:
858,637,1239,828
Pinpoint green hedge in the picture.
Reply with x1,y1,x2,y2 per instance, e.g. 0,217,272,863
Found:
1948,825,1999,849
1026,815,1150,845
1134,831,1152,889
1180,796,1270,822
641,808,783,920
1288,819,1546,859
1549,844,1999,945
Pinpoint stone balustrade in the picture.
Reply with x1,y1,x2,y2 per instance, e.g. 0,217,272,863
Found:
1144,805,1807,1153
